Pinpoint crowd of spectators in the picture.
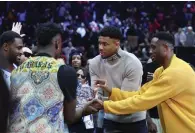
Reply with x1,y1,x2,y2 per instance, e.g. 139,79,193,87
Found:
0,1,195,65
1,2,195,132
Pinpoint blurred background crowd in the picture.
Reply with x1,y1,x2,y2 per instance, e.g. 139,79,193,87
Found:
0,1,195,66
1,1,195,133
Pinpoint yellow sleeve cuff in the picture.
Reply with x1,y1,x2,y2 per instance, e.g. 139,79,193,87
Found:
109,88,121,101
103,101,109,113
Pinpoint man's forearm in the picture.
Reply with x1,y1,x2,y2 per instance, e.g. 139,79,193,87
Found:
69,107,84,124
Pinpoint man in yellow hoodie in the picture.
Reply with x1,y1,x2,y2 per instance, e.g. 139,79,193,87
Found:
96,32,195,133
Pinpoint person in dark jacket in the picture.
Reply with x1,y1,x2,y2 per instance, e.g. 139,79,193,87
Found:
0,52,9,133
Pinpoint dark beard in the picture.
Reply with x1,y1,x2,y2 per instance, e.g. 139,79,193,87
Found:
10,57,18,66
14,60,20,66
0,53,8,69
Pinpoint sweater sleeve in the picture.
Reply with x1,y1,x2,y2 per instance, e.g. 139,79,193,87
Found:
121,60,143,91
104,69,187,115
89,59,101,89
89,60,105,100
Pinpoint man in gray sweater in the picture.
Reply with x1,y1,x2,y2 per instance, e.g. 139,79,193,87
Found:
89,26,147,133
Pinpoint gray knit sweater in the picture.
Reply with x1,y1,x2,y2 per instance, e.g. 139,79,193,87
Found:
89,48,146,123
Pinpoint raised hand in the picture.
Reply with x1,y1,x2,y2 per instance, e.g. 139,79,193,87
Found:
94,79,111,95
12,22,26,37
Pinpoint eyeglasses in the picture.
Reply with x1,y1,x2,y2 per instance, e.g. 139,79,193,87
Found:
24,52,32,58
77,73,86,79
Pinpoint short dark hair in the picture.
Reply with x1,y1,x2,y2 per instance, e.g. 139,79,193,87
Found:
76,68,88,77
36,22,63,47
100,26,122,40
0,31,21,48
153,32,175,47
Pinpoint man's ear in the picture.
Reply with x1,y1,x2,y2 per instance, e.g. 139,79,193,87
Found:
2,43,9,51
162,43,170,54
163,43,169,50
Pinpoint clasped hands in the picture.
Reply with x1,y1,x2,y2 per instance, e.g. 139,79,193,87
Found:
82,79,111,116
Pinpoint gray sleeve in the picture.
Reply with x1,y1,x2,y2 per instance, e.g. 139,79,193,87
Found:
89,61,100,89
121,60,143,91
89,60,104,100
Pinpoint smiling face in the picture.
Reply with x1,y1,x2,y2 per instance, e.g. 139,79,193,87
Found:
20,54,26,63
150,37,169,64
3,38,23,65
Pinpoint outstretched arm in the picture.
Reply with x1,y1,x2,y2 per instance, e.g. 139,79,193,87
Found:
104,70,186,115
96,81,151,101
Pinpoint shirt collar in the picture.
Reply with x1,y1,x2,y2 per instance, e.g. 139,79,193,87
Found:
34,53,52,57
0,64,17,73
13,64,17,69
162,54,176,71
105,48,123,62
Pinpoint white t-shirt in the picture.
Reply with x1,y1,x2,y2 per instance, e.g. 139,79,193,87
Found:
1,64,17,90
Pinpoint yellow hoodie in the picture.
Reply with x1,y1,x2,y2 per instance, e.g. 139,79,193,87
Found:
104,55,195,133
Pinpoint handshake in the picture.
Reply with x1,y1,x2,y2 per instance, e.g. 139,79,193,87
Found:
82,79,111,116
